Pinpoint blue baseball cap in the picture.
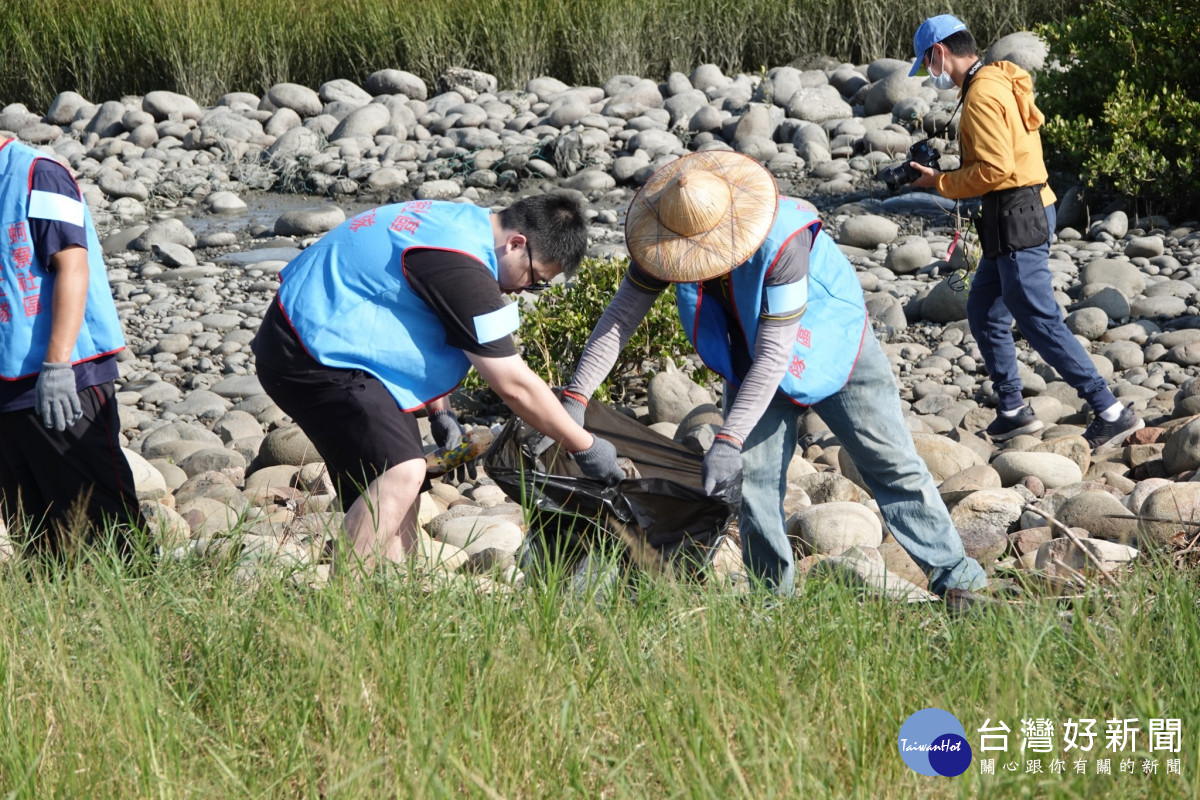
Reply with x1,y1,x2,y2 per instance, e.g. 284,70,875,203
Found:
908,14,968,76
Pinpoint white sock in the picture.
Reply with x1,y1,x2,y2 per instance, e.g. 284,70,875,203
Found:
1000,406,1024,418
1099,402,1124,422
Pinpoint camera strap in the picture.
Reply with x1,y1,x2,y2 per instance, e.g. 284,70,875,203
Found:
930,59,984,139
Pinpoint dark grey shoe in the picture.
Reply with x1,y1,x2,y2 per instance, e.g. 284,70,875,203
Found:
985,404,1044,441
1083,406,1145,451
943,588,1005,617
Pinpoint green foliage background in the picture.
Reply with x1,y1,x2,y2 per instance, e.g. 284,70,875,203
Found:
471,257,704,402
1037,1,1200,215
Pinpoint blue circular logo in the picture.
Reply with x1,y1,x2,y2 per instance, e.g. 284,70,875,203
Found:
898,708,973,776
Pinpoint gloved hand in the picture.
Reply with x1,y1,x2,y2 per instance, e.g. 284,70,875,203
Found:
532,390,589,458
430,409,477,482
702,436,743,503
571,435,625,485
429,409,464,451
36,362,81,432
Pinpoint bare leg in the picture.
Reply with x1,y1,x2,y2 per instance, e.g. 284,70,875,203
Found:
337,458,426,577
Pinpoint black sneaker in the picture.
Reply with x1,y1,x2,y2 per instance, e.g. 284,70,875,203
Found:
1083,406,1145,451
985,404,1044,441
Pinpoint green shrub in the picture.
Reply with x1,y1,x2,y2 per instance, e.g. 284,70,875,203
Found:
1037,1,1200,215
467,256,705,403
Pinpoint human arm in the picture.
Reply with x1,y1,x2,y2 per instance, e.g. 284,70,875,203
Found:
29,160,91,429
469,352,623,482
924,83,1019,199
564,268,663,401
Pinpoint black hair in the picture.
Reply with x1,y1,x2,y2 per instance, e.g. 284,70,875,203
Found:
497,193,588,278
927,30,978,63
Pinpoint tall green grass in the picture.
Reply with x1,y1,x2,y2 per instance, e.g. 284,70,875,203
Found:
0,538,1196,798
0,0,1081,110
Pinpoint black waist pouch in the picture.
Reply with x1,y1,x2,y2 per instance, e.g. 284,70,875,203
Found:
978,184,1049,258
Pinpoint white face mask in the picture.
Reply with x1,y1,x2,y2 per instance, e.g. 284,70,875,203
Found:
929,48,956,90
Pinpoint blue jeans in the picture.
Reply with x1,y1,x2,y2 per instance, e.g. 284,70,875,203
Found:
967,204,1116,414
729,333,987,596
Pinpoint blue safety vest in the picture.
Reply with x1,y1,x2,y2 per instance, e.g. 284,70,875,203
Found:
277,201,501,411
0,139,125,380
676,198,868,406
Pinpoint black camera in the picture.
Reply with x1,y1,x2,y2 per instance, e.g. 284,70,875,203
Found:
873,140,941,190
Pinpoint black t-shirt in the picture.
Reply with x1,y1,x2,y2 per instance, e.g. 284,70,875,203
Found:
402,247,517,358
0,157,118,412
259,246,518,370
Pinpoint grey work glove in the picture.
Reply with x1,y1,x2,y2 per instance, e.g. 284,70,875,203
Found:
36,362,82,432
532,390,588,458
701,437,743,503
572,435,625,485
429,409,477,482
429,409,463,451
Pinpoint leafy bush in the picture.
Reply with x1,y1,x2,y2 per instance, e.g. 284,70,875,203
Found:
466,257,704,403
1037,1,1200,215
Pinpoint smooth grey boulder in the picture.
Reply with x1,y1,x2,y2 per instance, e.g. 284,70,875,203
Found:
274,206,345,236
366,69,428,100
142,90,202,120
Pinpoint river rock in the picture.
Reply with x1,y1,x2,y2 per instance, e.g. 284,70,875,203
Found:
1080,258,1144,298
141,501,192,548
131,218,196,251
1054,490,1137,543
911,433,983,482
259,424,321,467
274,206,345,236
143,90,202,120
792,471,869,504
1135,482,1200,547
788,502,882,554
950,488,1025,537
1162,416,1200,474
1034,536,1137,579
986,31,1049,72
434,516,524,569
123,448,167,501
992,451,1082,488
838,214,898,249
884,237,932,275
647,363,715,425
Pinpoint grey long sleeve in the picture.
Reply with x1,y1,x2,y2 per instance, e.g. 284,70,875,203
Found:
565,274,661,398
719,317,801,444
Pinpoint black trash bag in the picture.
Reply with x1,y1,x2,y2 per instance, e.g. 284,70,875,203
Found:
483,397,737,576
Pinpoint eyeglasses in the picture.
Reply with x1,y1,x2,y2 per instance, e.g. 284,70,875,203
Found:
522,241,552,292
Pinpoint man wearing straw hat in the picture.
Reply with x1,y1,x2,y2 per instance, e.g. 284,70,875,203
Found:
558,151,990,608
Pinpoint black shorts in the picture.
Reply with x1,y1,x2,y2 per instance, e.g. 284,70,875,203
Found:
0,381,142,559
252,299,428,506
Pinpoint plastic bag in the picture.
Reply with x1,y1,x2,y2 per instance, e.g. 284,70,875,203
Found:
484,397,736,575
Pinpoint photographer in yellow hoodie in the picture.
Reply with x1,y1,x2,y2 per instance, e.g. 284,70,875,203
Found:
908,14,1143,452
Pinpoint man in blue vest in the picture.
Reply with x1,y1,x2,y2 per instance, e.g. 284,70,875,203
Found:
252,193,625,574
0,136,141,560
558,152,991,610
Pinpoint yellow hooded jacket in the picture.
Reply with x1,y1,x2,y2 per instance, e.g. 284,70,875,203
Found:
934,61,1057,208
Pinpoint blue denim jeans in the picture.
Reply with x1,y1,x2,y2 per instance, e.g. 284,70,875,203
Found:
728,333,987,596
967,204,1117,414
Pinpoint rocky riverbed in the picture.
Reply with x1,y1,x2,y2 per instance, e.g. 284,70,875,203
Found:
2,31,1198,599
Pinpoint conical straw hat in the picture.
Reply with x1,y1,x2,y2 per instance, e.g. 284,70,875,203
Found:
625,151,778,282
